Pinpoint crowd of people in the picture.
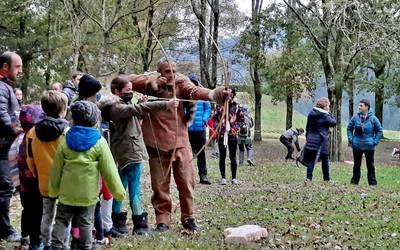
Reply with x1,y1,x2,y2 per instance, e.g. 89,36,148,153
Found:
0,51,234,249
0,49,392,250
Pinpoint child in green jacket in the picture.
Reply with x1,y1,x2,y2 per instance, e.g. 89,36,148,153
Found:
49,101,125,250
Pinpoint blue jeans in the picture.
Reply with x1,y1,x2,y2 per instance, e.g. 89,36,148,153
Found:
306,150,330,181
113,163,143,215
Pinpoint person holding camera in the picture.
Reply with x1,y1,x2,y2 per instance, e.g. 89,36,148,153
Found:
347,99,383,187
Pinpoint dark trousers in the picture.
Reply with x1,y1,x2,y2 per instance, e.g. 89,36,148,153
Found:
52,203,95,250
280,135,294,159
218,138,238,179
0,139,15,239
20,191,43,246
351,149,377,186
94,201,104,240
306,149,330,181
188,131,207,178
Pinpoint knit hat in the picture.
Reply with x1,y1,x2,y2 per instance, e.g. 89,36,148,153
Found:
70,100,100,127
19,105,44,131
188,74,202,87
78,74,102,99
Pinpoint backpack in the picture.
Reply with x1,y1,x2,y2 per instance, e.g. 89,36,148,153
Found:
238,122,249,138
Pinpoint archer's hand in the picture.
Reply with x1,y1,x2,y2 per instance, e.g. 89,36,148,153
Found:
138,95,148,103
209,86,232,105
167,98,179,111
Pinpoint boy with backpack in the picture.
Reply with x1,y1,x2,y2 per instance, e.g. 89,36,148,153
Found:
49,101,125,250
26,90,70,249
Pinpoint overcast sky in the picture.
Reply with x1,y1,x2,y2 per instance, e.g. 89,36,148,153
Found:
235,0,283,16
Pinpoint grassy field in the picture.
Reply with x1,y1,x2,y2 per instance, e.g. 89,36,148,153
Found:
2,95,400,249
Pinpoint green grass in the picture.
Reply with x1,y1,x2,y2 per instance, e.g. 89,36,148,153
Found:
2,93,399,249
103,160,400,249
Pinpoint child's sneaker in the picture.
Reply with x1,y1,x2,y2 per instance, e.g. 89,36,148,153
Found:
220,178,227,185
392,148,398,157
231,179,239,185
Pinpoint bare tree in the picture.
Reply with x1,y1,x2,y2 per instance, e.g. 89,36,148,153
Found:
250,0,263,141
283,0,399,161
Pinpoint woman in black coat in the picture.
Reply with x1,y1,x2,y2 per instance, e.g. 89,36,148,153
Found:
304,97,336,181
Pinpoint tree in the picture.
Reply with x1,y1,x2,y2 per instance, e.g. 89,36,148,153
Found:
249,0,264,142
283,0,399,161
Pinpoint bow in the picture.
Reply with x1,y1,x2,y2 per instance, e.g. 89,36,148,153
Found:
190,17,231,161
147,28,179,170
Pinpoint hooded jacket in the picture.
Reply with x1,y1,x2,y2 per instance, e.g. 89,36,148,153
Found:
48,126,125,206
26,117,68,197
62,80,77,105
97,95,167,168
347,111,383,151
304,107,336,155
188,101,211,132
0,78,19,140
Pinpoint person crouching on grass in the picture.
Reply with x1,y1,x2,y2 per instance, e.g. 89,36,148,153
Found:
48,101,125,250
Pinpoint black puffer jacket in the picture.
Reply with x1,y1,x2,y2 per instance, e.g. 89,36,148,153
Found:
0,79,19,139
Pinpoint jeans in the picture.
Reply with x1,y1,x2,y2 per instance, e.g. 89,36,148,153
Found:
188,131,207,178
52,203,95,250
238,142,254,165
351,149,377,185
218,138,238,179
306,149,330,181
41,197,70,247
113,163,143,216
0,138,15,239
280,135,294,159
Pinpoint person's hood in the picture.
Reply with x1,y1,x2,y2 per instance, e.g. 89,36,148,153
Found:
357,110,374,119
63,80,77,90
35,117,68,142
66,126,101,152
308,107,329,119
97,95,121,121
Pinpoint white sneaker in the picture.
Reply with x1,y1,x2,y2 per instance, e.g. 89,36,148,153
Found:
220,178,227,185
231,179,239,185
392,148,397,157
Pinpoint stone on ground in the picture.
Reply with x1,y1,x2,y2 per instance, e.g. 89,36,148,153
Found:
224,225,268,244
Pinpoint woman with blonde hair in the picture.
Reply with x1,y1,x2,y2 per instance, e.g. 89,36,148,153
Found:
303,97,337,182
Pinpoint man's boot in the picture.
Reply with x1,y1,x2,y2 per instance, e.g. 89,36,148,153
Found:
111,212,128,234
132,212,153,236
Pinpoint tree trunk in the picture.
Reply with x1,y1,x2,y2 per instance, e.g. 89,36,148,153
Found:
286,90,293,130
251,0,263,142
45,1,52,87
191,0,210,86
348,77,354,119
253,64,262,141
373,65,385,125
210,0,219,89
375,85,384,125
142,0,155,72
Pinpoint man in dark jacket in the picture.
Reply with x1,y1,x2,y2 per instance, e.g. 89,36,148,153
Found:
63,71,82,105
187,74,212,184
0,51,22,242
